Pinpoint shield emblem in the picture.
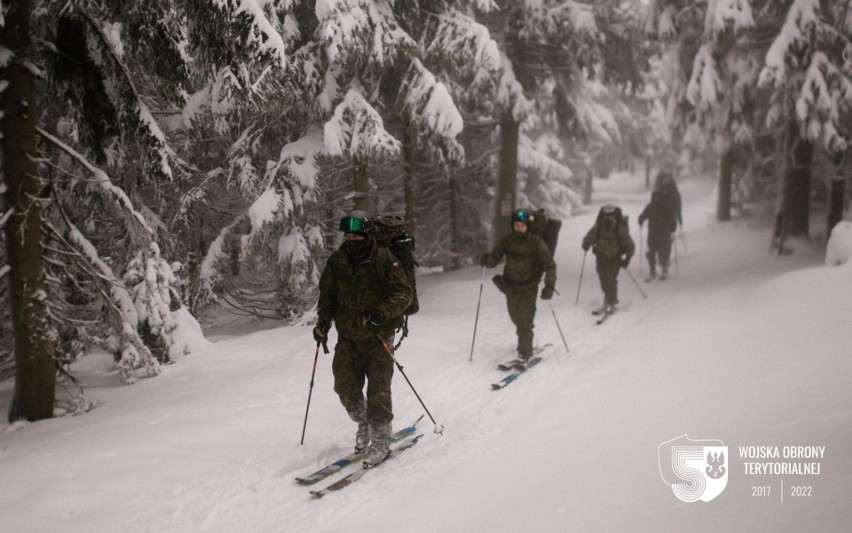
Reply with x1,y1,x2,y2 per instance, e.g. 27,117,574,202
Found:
659,435,728,502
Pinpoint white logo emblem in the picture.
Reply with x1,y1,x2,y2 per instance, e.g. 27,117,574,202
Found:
659,435,728,502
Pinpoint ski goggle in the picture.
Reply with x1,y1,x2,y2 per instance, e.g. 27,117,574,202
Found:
339,216,367,233
512,210,529,223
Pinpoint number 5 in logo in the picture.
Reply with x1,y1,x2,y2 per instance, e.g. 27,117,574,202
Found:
659,435,728,502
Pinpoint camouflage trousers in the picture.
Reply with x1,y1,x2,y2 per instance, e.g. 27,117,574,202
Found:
332,335,395,425
504,282,539,357
596,257,622,306
646,233,672,271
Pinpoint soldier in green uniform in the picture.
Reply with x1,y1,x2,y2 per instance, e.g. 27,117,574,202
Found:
480,209,557,361
582,205,635,314
638,190,678,280
313,214,413,467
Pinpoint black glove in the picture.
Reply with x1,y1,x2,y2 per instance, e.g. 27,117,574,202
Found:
479,255,489,267
313,321,329,343
540,286,554,300
361,309,384,330
582,242,590,252
622,256,631,269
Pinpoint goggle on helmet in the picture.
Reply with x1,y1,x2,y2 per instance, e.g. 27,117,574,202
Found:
511,209,530,224
338,216,369,233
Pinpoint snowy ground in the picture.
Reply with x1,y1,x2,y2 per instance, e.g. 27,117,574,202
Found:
2,171,851,532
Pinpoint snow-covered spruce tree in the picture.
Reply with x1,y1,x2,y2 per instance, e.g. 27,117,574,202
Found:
394,4,501,268
3,0,218,402
177,0,328,322
653,0,758,221
474,0,639,244
757,0,852,243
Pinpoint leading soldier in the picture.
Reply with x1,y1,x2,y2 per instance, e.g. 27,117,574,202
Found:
313,214,413,468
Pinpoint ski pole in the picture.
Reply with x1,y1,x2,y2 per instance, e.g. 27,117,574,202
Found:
679,225,688,254
638,224,644,276
377,334,444,435
300,342,323,445
575,251,587,306
673,233,680,277
623,266,648,299
469,266,486,362
548,300,570,353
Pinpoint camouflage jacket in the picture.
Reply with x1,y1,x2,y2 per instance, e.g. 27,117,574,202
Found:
639,200,678,238
582,219,635,260
482,232,557,288
317,241,413,341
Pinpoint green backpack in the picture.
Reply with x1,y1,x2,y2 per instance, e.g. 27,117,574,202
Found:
525,208,562,258
368,215,419,315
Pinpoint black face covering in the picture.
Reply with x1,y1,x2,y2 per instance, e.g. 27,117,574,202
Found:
346,236,372,261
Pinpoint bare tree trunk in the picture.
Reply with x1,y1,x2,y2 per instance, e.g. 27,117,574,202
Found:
781,128,813,238
827,178,846,239
2,0,57,422
353,156,369,213
401,123,415,233
645,154,651,189
492,115,519,245
449,171,461,270
717,148,733,221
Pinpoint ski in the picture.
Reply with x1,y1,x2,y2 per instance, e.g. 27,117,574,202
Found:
496,343,553,370
491,356,543,390
295,415,424,485
309,434,424,498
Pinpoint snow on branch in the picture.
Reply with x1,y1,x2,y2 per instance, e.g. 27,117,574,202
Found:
796,51,852,152
426,12,501,77
48,217,160,383
704,0,754,37
403,59,464,140
687,44,722,110
270,125,326,193
200,216,245,287
37,127,155,239
496,51,533,121
210,0,289,67
759,0,821,88
323,81,401,158
550,1,598,35
518,137,574,183
83,14,178,180
316,0,414,68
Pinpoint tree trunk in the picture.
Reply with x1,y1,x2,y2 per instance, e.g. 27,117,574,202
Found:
353,156,369,213
449,172,461,270
645,154,651,189
401,123,416,234
717,148,733,221
781,130,813,238
492,115,519,245
2,0,57,422
827,178,846,239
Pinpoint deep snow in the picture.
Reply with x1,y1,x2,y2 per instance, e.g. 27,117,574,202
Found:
1,171,851,533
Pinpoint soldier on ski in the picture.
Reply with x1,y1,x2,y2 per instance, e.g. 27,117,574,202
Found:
582,205,635,314
654,171,682,228
638,190,678,280
480,209,557,361
313,214,413,468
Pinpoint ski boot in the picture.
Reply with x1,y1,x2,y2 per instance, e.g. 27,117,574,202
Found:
363,421,392,469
